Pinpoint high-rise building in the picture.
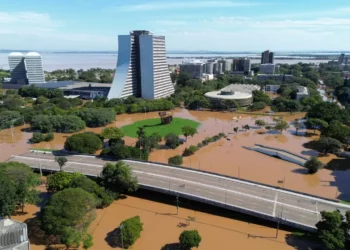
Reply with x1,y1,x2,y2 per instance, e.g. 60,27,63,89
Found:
339,54,346,64
260,64,276,74
261,50,274,64
8,52,27,84
232,58,251,74
180,62,205,79
205,60,215,74
108,30,174,100
25,52,45,85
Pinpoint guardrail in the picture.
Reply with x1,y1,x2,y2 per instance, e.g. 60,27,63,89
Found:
255,144,309,161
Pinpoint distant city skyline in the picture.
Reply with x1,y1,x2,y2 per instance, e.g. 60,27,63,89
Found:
1,0,350,51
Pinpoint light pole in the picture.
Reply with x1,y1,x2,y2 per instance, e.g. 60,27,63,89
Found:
176,195,179,215
120,223,124,249
36,147,42,177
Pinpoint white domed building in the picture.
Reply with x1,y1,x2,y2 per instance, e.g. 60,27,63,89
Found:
204,83,260,107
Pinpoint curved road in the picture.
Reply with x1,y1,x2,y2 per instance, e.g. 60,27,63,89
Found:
7,152,350,231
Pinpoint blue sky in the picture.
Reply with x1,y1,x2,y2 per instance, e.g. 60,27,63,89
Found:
1,0,350,51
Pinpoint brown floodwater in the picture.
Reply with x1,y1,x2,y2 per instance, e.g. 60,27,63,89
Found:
2,109,350,200
13,194,314,250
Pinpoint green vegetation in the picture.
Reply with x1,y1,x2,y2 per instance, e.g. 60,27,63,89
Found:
274,120,290,133
305,118,329,134
179,230,202,250
99,162,138,194
121,118,200,138
314,137,343,155
101,127,124,140
76,108,116,127
47,172,81,192
40,188,96,248
118,216,143,249
183,145,200,156
165,133,182,149
316,210,349,250
168,155,183,165
18,85,64,98
304,157,323,174
182,126,197,141
64,132,103,154
55,156,68,171
0,162,41,215
30,114,86,133
29,132,54,143
255,120,266,127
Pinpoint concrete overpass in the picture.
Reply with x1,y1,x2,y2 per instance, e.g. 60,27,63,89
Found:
7,151,350,232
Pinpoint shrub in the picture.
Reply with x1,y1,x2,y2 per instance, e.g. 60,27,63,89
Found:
44,132,54,142
183,146,199,157
179,230,202,250
304,157,323,174
168,155,183,165
29,132,45,143
251,101,267,111
255,120,266,126
218,133,225,138
64,132,103,154
197,142,203,148
76,108,116,127
165,133,181,149
118,216,143,248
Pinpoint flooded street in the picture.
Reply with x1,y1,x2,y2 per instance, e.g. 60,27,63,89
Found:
13,193,313,250
1,109,349,200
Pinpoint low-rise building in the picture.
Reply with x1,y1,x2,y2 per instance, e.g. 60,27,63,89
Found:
342,71,350,78
296,86,309,100
265,85,280,92
202,74,214,81
257,74,293,82
260,64,276,74
0,219,29,250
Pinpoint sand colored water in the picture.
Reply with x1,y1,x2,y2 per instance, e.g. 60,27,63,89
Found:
1,109,350,200
13,195,316,250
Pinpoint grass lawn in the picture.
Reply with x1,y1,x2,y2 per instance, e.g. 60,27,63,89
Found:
121,117,200,138
340,200,350,205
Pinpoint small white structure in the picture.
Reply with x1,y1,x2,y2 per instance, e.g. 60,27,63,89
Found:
296,86,309,100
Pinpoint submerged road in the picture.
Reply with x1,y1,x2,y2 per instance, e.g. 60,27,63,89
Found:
7,152,350,231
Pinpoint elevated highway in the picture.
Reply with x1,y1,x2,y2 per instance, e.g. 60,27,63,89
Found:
7,152,350,232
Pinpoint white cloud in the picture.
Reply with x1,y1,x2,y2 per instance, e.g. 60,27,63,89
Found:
118,1,264,11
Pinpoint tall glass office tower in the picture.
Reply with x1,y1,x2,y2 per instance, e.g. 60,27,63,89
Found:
108,30,175,100
8,52,27,84
25,52,45,85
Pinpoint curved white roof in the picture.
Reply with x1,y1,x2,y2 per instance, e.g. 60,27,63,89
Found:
205,91,252,100
8,52,24,57
26,52,41,57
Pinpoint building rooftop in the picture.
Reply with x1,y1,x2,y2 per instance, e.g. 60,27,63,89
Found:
8,52,25,57
221,83,260,94
0,219,27,235
26,52,41,57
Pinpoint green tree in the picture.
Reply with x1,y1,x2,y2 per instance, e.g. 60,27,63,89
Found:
46,172,81,192
316,210,346,250
251,101,267,111
179,230,202,250
100,162,138,194
60,227,82,249
305,118,329,134
76,108,116,128
0,175,17,218
101,127,124,140
0,162,41,213
165,133,181,149
29,132,45,143
168,155,183,165
294,119,302,135
182,126,197,141
55,156,68,172
82,233,94,250
136,126,146,139
64,132,103,154
304,157,323,174
252,90,271,105
322,120,350,144
40,188,96,236
255,120,266,127
315,137,343,155
118,216,143,249
274,120,290,133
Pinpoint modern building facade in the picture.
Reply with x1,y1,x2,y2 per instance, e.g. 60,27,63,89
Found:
8,52,27,84
296,86,309,100
108,30,174,100
205,60,215,74
232,58,251,74
261,50,274,64
0,219,29,250
260,64,276,74
25,52,45,85
180,61,205,79
8,52,45,85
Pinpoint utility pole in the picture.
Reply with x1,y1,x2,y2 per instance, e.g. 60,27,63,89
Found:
176,195,179,215
120,223,124,249
36,147,42,177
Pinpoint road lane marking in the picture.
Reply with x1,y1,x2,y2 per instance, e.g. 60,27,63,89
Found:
273,192,278,217
135,172,319,215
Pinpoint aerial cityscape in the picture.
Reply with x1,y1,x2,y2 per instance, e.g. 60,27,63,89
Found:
1,1,350,250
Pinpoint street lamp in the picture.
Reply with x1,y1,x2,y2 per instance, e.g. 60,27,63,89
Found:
120,223,124,249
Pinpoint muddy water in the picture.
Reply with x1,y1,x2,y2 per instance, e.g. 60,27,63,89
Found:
1,109,349,200
14,196,312,250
